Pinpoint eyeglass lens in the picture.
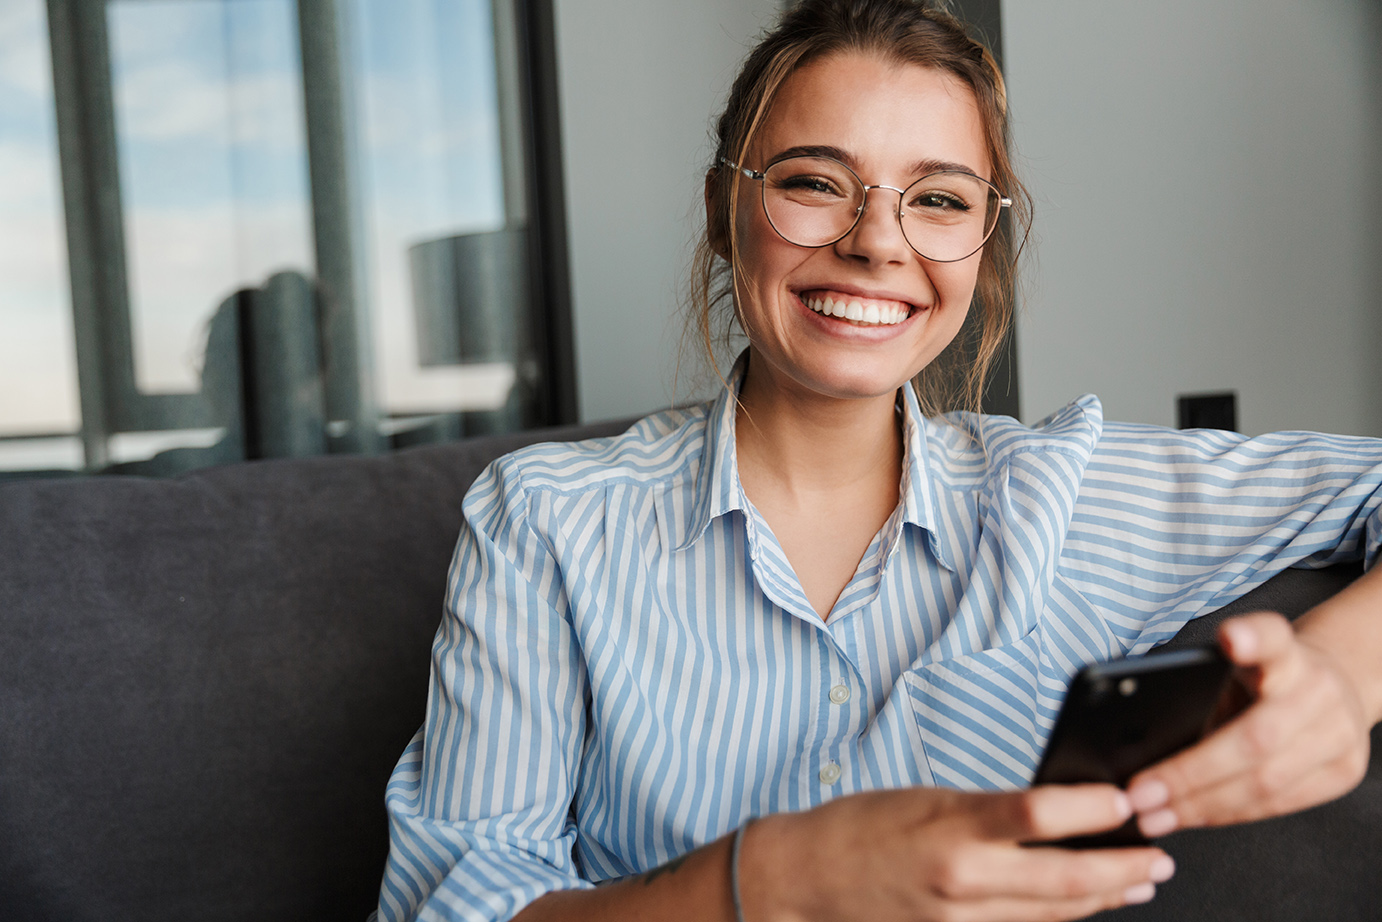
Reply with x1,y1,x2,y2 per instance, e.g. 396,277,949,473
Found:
759,156,1002,261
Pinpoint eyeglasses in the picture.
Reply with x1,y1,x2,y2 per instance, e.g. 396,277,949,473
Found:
721,155,1011,263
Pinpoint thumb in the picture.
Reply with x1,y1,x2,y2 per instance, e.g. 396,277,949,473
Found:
1218,611,1298,694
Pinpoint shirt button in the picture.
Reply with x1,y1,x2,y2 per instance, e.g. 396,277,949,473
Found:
828,684,851,705
818,761,842,785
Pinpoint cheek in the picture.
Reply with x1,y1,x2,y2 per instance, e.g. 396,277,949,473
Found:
734,199,778,263
929,258,982,310
734,207,800,290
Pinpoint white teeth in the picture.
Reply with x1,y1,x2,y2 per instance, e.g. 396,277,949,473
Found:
804,293,911,326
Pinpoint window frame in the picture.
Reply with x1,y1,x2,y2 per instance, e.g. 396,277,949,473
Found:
35,0,577,474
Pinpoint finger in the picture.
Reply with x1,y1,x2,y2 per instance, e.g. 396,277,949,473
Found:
1143,742,1313,831
1171,750,1369,833
1127,614,1313,813
1153,717,1369,830
934,841,1173,902
971,785,1132,843
1129,637,1360,826
921,842,1173,922
1131,685,1315,804
1219,612,1303,696
938,891,1152,922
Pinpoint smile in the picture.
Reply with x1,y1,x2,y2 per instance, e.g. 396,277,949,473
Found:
800,290,915,327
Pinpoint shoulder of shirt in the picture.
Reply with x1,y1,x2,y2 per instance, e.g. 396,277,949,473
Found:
488,403,712,495
924,393,1106,472
1093,415,1382,465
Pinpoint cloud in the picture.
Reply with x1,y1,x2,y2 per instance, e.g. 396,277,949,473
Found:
113,58,306,151
0,12,78,438
0,142,67,292
0,2,50,99
105,1,221,61
357,69,501,159
105,0,307,152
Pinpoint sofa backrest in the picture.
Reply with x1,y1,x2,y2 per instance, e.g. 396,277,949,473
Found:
0,420,631,922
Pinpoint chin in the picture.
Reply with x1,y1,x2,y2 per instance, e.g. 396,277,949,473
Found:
793,358,919,403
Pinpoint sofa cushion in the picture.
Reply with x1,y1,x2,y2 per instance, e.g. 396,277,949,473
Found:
1095,562,1382,921
0,418,1376,922
0,420,630,922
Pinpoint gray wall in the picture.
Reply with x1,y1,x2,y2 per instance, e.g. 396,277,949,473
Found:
1004,0,1382,436
554,0,781,422
556,1,1382,435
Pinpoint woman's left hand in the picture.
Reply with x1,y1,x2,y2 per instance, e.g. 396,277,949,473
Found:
1125,610,1373,836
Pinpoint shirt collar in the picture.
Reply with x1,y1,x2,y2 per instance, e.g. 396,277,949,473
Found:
674,356,750,553
897,378,954,572
675,356,953,572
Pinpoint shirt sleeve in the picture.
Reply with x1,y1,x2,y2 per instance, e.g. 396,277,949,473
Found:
1061,422,1382,646
376,454,592,922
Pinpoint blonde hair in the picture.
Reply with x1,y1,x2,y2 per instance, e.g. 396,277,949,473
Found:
686,0,1031,416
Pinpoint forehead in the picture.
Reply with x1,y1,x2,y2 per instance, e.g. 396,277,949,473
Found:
752,51,991,180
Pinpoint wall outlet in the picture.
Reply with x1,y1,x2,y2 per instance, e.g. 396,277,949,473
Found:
1177,392,1238,432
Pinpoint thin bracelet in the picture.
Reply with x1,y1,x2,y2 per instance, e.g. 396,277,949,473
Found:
730,818,754,922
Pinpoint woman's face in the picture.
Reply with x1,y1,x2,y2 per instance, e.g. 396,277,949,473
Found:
727,51,991,405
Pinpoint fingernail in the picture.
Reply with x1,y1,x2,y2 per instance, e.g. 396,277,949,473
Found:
1123,883,1156,905
1111,790,1133,820
1128,779,1169,811
1150,855,1176,883
1139,809,1179,838
1225,620,1255,656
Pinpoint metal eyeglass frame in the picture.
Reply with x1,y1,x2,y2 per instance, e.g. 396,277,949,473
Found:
720,156,1012,263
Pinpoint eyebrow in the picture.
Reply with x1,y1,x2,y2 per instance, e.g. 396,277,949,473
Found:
766,144,982,179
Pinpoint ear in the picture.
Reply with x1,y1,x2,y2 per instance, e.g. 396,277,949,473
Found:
705,170,730,261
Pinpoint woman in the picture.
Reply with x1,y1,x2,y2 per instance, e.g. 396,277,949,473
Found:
377,2,1382,920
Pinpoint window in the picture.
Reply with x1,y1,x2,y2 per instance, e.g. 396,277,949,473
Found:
109,0,314,397
1,0,574,477
349,0,528,429
0,0,82,472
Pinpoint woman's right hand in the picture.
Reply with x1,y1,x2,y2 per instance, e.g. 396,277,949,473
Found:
741,784,1175,922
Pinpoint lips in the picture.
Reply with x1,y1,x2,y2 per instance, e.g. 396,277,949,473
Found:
798,288,919,327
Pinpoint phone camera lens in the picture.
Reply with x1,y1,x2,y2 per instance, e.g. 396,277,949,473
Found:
1118,677,1138,697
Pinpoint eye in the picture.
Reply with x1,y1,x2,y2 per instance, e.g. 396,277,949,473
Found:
908,190,971,212
775,173,847,197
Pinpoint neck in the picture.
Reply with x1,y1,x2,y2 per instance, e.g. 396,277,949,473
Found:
734,356,904,502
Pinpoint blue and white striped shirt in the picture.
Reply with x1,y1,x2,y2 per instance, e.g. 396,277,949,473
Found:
377,372,1382,922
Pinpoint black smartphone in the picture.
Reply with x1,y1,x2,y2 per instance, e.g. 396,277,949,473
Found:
1031,645,1233,848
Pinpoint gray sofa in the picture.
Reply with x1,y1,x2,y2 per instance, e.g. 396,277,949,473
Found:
1,420,1377,922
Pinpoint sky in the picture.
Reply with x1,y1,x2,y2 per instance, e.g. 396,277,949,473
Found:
109,0,314,393
0,0,508,449
0,0,79,436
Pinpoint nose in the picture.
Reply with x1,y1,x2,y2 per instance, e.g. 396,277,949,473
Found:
835,183,912,264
